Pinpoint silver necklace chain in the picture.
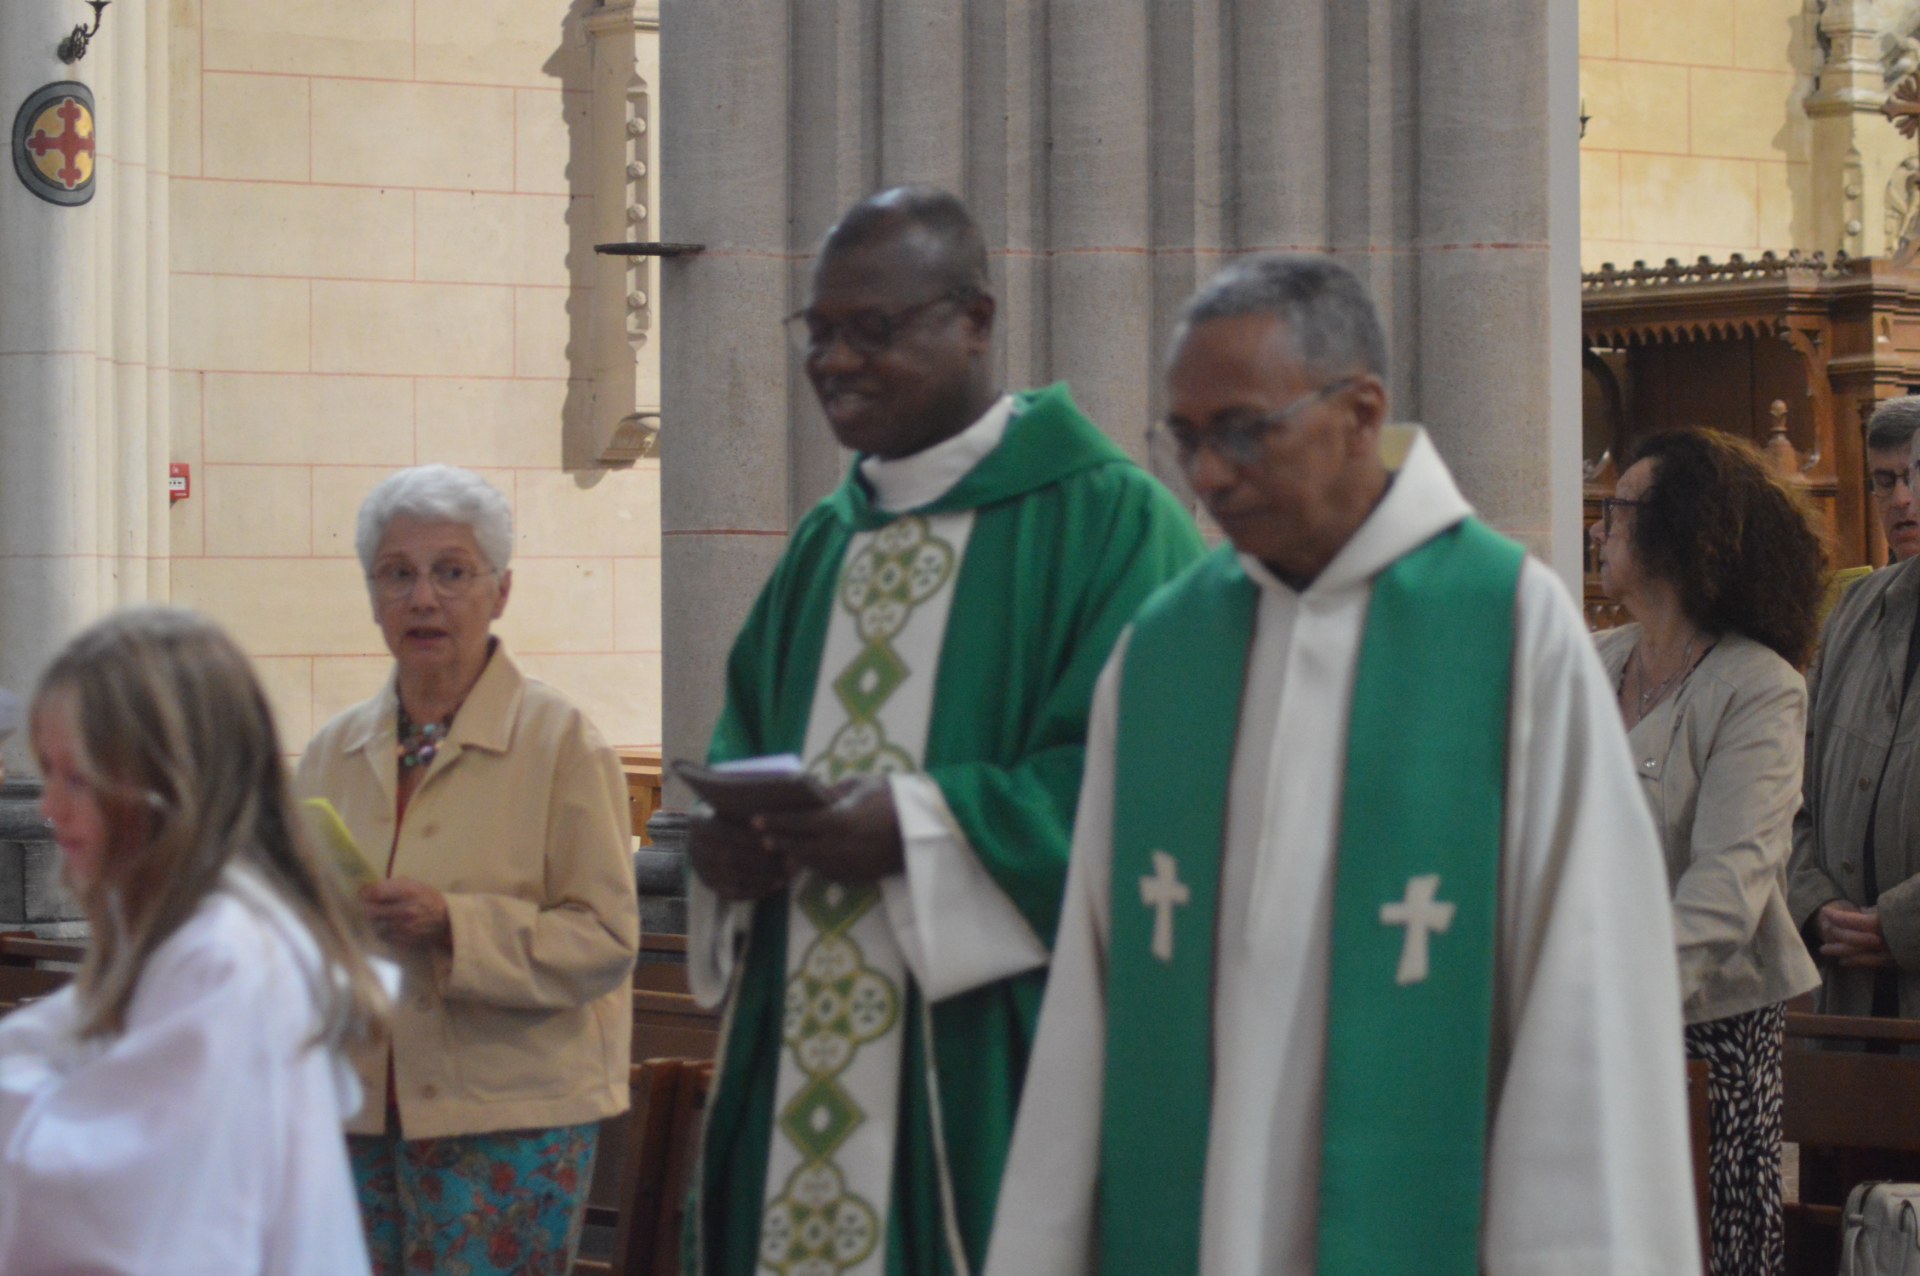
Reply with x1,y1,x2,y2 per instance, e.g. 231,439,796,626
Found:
1629,635,1703,714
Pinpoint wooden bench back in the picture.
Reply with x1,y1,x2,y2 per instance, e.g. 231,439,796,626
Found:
1685,1058,1710,1272
1781,1013,1920,1276
1784,1014,1920,1151
0,932,77,1015
609,1058,713,1276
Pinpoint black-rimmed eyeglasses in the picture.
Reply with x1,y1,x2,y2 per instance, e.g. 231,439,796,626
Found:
1874,467,1919,497
1598,497,1644,533
784,288,979,360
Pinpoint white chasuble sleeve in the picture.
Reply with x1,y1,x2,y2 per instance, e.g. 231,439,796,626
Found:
687,865,751,1009
981,641,1125,1276
879,772,1050,1002
1479,561,1700,1276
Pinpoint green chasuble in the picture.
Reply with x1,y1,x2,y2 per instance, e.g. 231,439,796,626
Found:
1102,518,1523,1276
688,384,1206,1276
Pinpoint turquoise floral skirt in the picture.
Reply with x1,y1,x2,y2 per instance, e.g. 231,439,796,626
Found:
349,1121,598,1275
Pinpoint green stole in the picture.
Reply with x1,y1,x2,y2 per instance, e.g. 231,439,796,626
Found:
689,384,1209,1276
1101,518,1524,1275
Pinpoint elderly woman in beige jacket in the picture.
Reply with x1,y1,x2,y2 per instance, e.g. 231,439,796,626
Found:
296,465,638,1276
1590,429,1823,1276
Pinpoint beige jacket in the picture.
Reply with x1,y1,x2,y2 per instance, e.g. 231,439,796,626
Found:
1596,626,1819,1024
295,644,638,1139
1788,558,1920,1016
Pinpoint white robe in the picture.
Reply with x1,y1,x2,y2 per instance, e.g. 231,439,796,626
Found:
985,427,1702,1276
0,867,372,1276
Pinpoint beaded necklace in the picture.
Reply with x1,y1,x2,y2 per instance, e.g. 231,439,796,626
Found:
396,699,454,771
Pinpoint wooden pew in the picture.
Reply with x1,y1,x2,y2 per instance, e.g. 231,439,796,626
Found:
635,931,691,995
585,958,720,1249
632,989,721,1063
1685,1059,1711,1274
583,1058,713,1276
0,934,84,966
0,932,78,1015
1782,1013,1920,1275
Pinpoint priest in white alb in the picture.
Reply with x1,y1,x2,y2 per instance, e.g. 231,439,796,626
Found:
983,256,1703,1276
680,187,1204,1276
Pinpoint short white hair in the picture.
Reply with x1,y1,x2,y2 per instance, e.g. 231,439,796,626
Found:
355,465,513,574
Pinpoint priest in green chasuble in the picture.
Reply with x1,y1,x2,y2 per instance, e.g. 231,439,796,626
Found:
681,187,1205,1276
984,256,1704,1276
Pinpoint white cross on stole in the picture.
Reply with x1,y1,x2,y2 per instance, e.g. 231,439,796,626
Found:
1379,873,1455,985
1140,849,1190,962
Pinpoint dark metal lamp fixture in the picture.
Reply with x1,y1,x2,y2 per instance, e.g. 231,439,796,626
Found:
58,1,109,65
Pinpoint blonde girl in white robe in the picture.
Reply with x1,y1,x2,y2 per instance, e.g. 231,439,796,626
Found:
0,607,389,1275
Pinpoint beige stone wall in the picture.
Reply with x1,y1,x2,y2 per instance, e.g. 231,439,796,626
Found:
1580,0,1820,270
165,1,660,754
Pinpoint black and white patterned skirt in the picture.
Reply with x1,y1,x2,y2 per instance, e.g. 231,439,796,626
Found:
1685,1001,1787,1276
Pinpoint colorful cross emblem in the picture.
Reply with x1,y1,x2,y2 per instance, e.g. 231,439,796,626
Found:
12,81,96,207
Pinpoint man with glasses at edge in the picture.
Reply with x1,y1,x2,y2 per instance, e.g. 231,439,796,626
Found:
1792,398,1920,1039
680,185,1204,1276
985,254,1701,1275
1868,399,1920,566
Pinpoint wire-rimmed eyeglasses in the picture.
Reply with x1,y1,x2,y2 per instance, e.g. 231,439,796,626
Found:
368,560,497,603
1146,376,1357,472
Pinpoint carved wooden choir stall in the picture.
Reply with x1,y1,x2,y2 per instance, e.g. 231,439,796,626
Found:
1582,250,1920,628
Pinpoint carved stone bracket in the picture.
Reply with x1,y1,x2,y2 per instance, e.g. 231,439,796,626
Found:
585,2,662,465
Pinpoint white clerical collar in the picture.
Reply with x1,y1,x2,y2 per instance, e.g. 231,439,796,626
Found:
860,394,1017,513
1238,425,1475,597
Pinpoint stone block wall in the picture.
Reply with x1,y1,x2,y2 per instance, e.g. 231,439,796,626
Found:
163,0,662,760
1579,0,1819,268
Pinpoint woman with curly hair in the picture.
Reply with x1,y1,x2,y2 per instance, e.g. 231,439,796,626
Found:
1590,428,1825,1274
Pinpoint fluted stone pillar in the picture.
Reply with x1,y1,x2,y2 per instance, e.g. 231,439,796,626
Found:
660,0,1581,795
0,2,170,776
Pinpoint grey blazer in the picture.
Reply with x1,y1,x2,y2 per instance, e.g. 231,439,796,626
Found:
1596,626,1821,1025
1788,558,1920,1016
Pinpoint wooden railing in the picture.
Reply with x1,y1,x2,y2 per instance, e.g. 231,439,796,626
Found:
617,748,664,844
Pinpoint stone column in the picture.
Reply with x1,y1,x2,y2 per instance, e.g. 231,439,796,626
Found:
659,0,1574,791
0,1,169,775
658,4,796,801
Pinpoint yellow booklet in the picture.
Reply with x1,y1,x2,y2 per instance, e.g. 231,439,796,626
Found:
301,797,380,889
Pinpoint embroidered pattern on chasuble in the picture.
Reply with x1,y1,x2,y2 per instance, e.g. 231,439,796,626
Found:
758,513,972,1276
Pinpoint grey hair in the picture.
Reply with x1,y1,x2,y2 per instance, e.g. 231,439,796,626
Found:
354,465,513,574
1867,396,1920,454
1174,254,1387,378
